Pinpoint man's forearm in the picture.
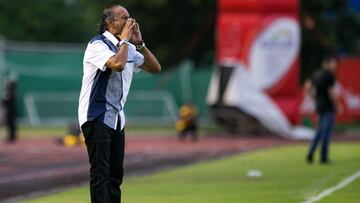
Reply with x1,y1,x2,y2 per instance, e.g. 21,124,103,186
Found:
105,43,129,72
139,46,161,73
329,86,341,112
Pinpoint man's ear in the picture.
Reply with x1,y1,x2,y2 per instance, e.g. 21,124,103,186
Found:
106,18,112,28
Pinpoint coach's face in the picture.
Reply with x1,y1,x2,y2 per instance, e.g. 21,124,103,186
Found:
109,6,130,36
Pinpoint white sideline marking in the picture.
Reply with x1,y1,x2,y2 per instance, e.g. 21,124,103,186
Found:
303,170,360,203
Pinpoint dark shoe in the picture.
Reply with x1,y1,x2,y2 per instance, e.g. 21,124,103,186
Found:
320,159,331,165
306,154,313,164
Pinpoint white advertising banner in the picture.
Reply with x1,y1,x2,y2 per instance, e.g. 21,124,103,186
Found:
249,18,300,90
208,17,314,139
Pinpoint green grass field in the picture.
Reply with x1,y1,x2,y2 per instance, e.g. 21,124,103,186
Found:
21,143,360,203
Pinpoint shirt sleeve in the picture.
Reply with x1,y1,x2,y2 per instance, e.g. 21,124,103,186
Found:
85,41,115,71
133,50,144,73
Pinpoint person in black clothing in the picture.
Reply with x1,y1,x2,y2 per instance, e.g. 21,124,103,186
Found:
2,79,17,143
304,55,341,164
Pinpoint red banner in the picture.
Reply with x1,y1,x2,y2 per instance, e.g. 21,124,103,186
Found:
216,0,301,124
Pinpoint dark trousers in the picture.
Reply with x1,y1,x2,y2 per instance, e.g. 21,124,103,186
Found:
308,111,334,162
5,113,16,142
81,120,125,203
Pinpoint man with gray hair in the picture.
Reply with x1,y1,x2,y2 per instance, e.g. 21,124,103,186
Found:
78,4,161,202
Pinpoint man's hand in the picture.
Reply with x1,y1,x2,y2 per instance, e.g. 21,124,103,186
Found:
127,20,161,73
118,18,135,41
130,22,143,45
107,18,136,72
329,85,343,114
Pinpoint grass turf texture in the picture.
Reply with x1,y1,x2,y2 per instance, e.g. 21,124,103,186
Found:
21,143,360,203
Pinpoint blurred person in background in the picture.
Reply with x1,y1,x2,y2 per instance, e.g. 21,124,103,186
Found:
304,55,341,164
2,78,17,143
78,4,161,203
176,102,198,142
56,122,84,147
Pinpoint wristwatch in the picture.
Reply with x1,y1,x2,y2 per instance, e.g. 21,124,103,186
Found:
135,41,146,50
118,39,131,47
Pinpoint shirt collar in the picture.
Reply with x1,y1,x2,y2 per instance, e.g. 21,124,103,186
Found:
103,31,119,46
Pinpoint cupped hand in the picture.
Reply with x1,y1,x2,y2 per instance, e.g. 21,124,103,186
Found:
130,22,143,45
118,18,136,41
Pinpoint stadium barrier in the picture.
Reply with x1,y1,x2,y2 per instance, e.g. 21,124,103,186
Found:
1,40,212,126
